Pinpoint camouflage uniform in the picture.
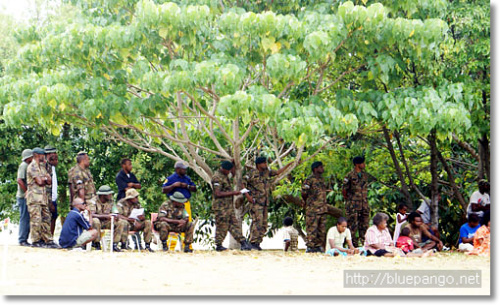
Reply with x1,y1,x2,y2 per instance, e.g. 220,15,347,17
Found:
342,170,373,246
212,169,245,246
68,164,97,204
26,160,53,243
117,198,152,243
243,168,278,244
90,197,127,244
301,175,329,249
154,200,194,244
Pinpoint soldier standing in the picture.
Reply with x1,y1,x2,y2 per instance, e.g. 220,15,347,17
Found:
90,185,127,252
342,156,374,246
301,161,329,253
116,189,154,252
242,156,292,250
154,192,194,253
68,151,97,206
16,149,33,247
44,146,58,236
26,148,59,248
211,161,252,251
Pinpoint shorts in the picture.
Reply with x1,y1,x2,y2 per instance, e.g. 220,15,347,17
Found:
367,249,391,257
459,243,474,252
418,240,432,248
326,248,348,257
51,200,58,219
75,230,93,247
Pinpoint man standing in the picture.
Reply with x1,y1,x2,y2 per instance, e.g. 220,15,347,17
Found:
26,148,59,248
68,151,97,205
211,161,252,251
116,158,141,201
467,180,490,223
16,149,33,247
342,156,373,246
90,185,127,252
242,156,292,250
116,189,154,252
162,160,196,250
44,146,58,235
301,161,329,253
154,192,194,253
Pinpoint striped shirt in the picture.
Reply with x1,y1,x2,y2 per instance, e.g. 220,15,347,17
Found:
364,225,393,254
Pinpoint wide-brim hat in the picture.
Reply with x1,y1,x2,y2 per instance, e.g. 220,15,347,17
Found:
22,149,33,161
170,191,187,203
97,185,114,195
124,188,140,200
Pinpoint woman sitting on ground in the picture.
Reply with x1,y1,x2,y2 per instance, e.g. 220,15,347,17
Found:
364,213,397,257
468,212,490,256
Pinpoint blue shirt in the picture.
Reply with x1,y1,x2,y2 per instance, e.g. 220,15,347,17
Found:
116,170,140,201
59,208,91,248
162,172,195,199
459,223,481,244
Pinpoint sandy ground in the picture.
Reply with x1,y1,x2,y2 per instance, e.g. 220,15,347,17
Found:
0,245,490,295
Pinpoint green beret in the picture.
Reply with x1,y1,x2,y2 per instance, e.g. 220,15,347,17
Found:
33,147,45,155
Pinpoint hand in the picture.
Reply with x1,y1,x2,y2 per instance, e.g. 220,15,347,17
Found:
178,219,187,228
138,214,145,221
49,203,56,213
127,182,134,187
240,188,250,194
347,249,354,255
180,182,188,188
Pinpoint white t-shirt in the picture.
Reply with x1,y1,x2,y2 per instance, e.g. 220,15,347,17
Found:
417,200,432,224
283,226,299,251
325,226,351,251
467,191,490,218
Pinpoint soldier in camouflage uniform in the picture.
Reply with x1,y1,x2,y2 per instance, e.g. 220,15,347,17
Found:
116,188,154,252
342,156,374,247
154,191,194,252
301,161,329,253
26,148,59,248
90,185,127,252
242,156,292,250
212,161,252,251
44,146,58,236
68,151,97,206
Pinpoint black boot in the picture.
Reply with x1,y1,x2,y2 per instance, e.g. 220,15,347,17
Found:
162,241,169,252
251,243,262,251
92,241,101,250
215,244,227,251
19,241,32,247
112,243,122,252
306,247,316,253
121,242,131,250
145,243,155,252
31,241,44,248
240,240,252,251
184,244,193,253
45,241,61,249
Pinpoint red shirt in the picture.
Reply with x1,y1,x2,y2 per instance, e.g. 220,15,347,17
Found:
396,236,414,253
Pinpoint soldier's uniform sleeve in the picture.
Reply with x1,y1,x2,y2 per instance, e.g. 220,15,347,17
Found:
117,200,126,216
70,168,85,193
269,169,279,177
301,177,311,195
158,203,169,218
242,171,250,188
342,172,351,194
212,174,222,193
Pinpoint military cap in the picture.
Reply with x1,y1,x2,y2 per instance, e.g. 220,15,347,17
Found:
221,161,234,170
77,151,87,156
21,149,33,161
311,161,323,170
174,161,188,169
97,185,114,195
353,156,365,165
32,147,45,155
170,191,188,203
255,156,267,165
44,146,57,153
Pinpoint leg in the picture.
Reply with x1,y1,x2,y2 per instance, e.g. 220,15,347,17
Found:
40,204,53,242
305,211,318,249
27,204,42,244
17,198,30,244
422,240,437,251
182,221,194,245
214,210,229,246
92,218,102,242
249,205,263,244
143,220,152,243
346,206,359,247
155,221,170,242
76,229,98,247
227,209,245,243
317,214,328,251
113,219,126,243
358,207,370,246
50,200,58,236
261,205,268,244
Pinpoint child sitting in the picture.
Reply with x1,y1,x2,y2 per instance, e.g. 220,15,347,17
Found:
282,217,299,252
325,217,360,256
396,227,414,254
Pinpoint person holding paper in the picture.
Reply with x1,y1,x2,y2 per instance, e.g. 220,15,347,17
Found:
242,156,293,251
154,192,195,252
90,185,127,252
211,161,252,251
116,188,154,252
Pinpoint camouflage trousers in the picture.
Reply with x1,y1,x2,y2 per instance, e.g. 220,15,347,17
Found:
154,220,194,245
127,219,152,243
214,209,244,246
92,217,128,243
249,204,268,244
305,210,328,249
27,203,53,243
346,201,370,247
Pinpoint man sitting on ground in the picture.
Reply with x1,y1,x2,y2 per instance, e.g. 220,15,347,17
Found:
407,212,443,252
325,217,359,256
458,214,481,252
59,198,98,250
154,192,194,253
282,217,299,252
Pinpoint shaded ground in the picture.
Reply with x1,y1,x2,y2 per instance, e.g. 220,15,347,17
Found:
0,246,490,295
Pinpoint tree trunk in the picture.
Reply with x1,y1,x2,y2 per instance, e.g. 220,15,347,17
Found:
428,130,439,228
478,134,490,181
436,148,468,215
382,126,413,208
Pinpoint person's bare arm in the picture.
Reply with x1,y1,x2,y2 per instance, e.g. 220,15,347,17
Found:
276,162,293,175
462,236,474,243
17,179,27,192
284,240,290,251
214,189,240,198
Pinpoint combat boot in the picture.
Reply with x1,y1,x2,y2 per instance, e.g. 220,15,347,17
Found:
112,243,122,252
306,247,316,253
92,241,101,250
215,244,227,251
31,241,44,248
121,242,131,250
162,241,168,252
45,241,61,249
317,246,325,253
184,244,193,253
145,243,155,252
240,240,252,251
250,243,262,251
